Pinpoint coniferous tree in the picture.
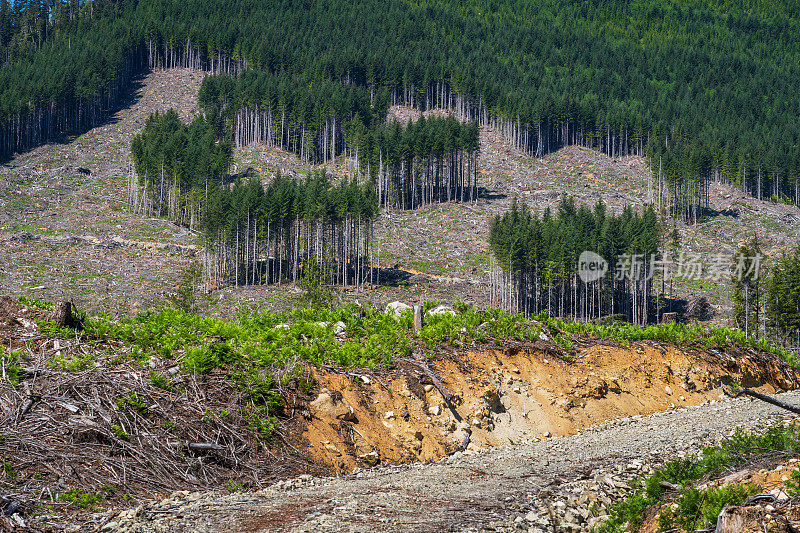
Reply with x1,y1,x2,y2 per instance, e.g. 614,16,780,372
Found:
765,245,800,350
732,237,763,339
489,196,659,324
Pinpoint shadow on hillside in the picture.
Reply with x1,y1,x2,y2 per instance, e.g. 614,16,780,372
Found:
374,266,413,286
479,186,507,201
0,72,147,164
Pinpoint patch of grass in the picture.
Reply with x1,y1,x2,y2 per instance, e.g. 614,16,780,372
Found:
3,461,17,479
117,391,149,415
111,425,129,441
659,483,759,530
18,295,54,310
600,423,800,532
148,371,173,391
48,351,95,372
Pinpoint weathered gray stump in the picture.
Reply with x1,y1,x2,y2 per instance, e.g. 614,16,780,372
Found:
413,305,424,335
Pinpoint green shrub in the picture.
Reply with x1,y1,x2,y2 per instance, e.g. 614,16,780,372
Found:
59,489,104,510
602,423,800,532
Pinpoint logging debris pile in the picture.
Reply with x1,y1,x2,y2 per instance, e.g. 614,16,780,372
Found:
0,297,318,532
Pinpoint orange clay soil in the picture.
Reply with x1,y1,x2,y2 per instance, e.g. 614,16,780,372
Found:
298,341,799,474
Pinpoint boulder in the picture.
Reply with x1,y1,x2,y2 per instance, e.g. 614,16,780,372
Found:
426,304,456,317
309,389,354,421
333,321,346,336
385,301,412,317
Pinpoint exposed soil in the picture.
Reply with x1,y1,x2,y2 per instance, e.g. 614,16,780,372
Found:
113,390,800,533
302,340,798,474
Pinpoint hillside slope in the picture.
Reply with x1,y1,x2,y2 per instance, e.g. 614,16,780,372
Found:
3,68,800,319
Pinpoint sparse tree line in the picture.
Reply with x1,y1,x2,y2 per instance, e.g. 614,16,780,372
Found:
766,247,800,351
733,237,800,351
355,117,480,209
198,72,480,210
489,197,659,325
203,173,378,288
129,110,232,227
197,71,387,165
130,110,378,288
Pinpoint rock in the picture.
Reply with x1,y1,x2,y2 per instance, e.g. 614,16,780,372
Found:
334,321,346,336
359,375,371,385
384,411,395,419
665,385,673,396
426,304,456,317
539,331,549,342
385,301,412,317
274,323,290,330
428,405,441,416
358,451,380,466
424,384,434,393
101,522,118,532
309,389,355,421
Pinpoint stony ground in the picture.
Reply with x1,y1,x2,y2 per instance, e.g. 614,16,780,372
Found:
110,391,800,533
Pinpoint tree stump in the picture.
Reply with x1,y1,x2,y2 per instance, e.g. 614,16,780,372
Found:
49,301,76,328
413,305,424,335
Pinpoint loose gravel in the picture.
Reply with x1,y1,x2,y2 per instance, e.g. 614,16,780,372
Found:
112,390,800,533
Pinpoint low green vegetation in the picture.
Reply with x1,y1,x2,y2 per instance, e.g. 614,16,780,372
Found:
0,346,24,387
58,487,114,510
75,301,798,394
600,423,800,532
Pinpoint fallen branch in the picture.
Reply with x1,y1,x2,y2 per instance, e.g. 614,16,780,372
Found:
725,387,800,416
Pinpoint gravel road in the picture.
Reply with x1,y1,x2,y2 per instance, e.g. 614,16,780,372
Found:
117,390,800,533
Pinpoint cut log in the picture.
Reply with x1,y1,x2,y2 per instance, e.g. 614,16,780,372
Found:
413,305,424,335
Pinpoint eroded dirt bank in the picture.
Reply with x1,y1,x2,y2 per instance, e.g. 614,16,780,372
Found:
301,342,798,473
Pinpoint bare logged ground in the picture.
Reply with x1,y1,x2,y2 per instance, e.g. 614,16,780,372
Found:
0,69,206,314
1,69,800,316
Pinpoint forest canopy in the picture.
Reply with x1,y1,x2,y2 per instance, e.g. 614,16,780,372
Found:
3,0,800,212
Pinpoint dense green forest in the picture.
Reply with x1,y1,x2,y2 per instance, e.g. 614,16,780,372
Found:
131,109,379,287
130,110,232,226
489,197,660,324
2,0,800,217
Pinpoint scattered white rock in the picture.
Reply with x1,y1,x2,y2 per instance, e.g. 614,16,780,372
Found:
426,304,456,317
385,301,412,317
333,321,347,336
